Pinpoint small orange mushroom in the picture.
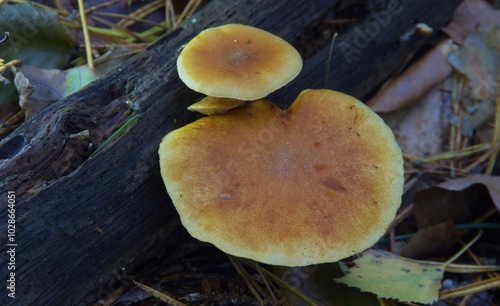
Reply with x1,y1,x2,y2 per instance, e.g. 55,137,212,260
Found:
187,96,245,115
177,24,303,101
159,89,404,266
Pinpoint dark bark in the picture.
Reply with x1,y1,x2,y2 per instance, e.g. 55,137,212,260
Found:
0,0,461,305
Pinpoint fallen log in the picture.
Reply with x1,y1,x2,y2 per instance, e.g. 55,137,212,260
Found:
0,0,461,305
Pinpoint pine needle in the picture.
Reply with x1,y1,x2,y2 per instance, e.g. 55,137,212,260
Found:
133,280,187,306
440,276,500,300
237,258,318,306
78,0,94,69
324,32,338,88
411,143,492,164
89,114,140,158
485,64,500,174
228,256,266,304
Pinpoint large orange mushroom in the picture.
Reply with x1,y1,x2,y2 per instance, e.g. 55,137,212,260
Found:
159,89,404,266
177,23,303,101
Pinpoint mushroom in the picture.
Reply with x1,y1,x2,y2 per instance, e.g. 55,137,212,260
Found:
158,89,404,266
177,23,303,101
187,96,245,116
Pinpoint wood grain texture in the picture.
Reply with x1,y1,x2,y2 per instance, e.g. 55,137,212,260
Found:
0,0,461,305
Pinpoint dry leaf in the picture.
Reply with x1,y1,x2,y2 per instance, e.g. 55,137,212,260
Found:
442,0,500,44
13,71,35,116
438,174,500,212
15,65,95,119
414,181,493,229
367,39,457,113
334,249,444,304
382,78,452,157
449,28,500,103
401,221,458,259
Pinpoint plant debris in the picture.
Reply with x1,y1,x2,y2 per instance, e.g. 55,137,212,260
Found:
1,1,499,305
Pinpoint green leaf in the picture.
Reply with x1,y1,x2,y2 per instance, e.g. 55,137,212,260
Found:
65,65,96,95
0,2,73,68
334,249,444,304
0,2,74,105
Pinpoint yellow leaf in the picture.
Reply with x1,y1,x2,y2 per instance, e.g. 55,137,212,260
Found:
334,249,444,304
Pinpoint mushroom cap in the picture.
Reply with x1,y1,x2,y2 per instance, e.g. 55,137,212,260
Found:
177,24,303,100
159,89,404,266
187,96,245,115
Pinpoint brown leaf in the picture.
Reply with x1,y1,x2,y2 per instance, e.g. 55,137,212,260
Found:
414,175,500,230
401,221,458,259
438,174,500,212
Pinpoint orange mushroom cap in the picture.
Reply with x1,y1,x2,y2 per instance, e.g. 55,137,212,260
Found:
159,89,404,266
177,24,303,100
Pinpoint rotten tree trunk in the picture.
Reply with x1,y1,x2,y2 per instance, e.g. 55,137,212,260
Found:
0,0,460,305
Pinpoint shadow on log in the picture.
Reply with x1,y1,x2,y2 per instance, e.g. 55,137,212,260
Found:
0,0,460,304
